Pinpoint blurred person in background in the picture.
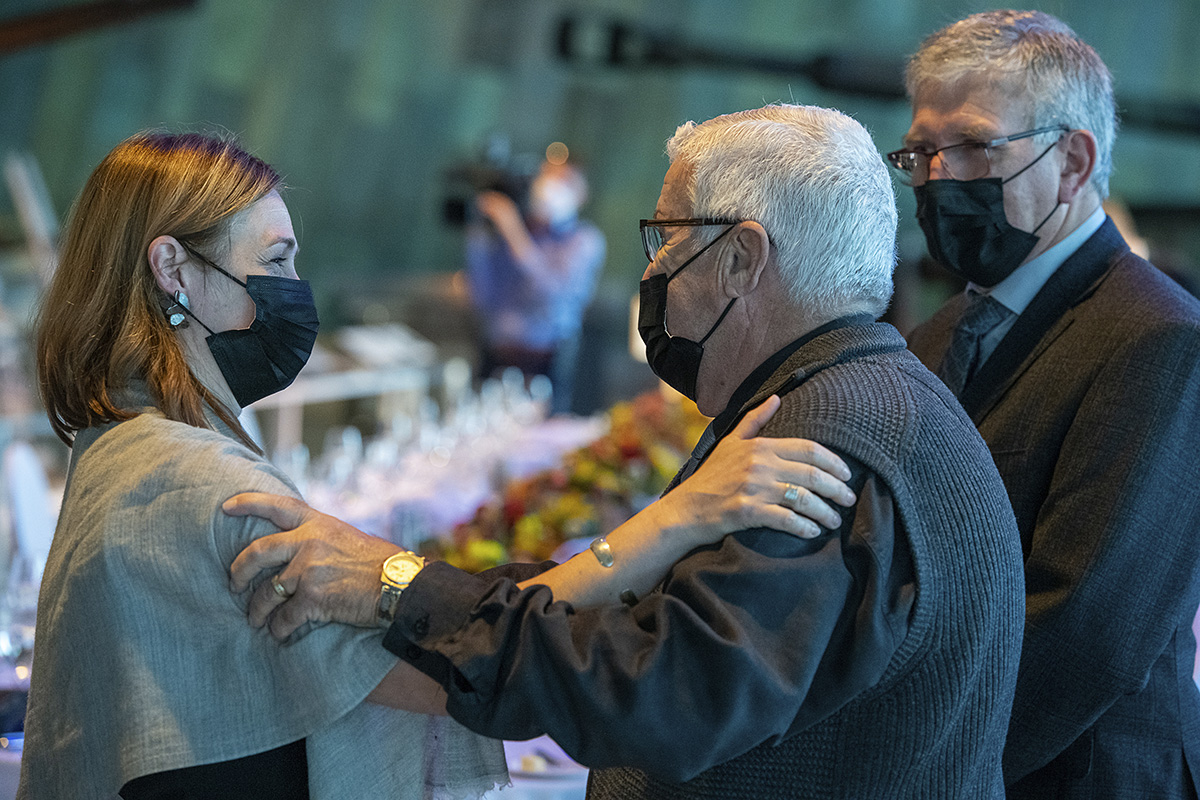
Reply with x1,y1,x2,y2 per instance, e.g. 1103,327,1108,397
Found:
466,159,605,414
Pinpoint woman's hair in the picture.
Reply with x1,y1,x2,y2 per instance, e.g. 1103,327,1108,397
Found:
36,131,281,449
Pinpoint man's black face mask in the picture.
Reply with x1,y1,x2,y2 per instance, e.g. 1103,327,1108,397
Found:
913,137,1062,287
637,226,736,400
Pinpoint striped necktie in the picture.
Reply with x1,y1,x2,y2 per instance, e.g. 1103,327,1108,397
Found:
936,290,1014,397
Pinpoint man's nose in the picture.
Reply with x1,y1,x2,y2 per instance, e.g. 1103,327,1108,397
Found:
926,151,953,181
642,257,660,281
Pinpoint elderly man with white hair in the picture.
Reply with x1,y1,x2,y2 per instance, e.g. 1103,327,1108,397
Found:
227,104,1025,798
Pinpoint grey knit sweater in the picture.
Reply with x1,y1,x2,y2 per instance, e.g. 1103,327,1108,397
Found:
590,323,1025,798
390,322,1025,799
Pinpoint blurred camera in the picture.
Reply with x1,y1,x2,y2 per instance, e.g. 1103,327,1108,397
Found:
442,134,540,226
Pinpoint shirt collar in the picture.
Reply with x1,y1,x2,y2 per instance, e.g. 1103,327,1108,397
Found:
973,205,1106,314
710,313,874,441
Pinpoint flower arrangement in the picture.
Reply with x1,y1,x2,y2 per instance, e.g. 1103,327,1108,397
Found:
421,390,709,572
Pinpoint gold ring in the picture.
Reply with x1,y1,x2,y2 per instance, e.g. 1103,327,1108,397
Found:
270,574,291,599
782,483,801,510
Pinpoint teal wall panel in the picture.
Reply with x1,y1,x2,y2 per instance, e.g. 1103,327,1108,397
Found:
0,0,1196,323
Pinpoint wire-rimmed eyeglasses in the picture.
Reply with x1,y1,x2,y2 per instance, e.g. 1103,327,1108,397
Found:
639,218,739,262
886,125,1070,185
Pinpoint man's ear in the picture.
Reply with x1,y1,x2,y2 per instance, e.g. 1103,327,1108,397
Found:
147,235,189,296
1059,129,1098,204
718,221,771,298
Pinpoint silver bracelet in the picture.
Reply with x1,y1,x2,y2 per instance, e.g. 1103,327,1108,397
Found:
589,536,614,567
588,537,637,605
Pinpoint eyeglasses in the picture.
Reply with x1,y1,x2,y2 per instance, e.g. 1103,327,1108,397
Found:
639,218,739,262
886,125,1070,185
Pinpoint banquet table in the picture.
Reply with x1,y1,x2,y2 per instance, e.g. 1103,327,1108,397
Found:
303,413,608,549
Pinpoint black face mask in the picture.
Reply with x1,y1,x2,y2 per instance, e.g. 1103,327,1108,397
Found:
182,266,320,407
637,226,736,400
913,139,1061,288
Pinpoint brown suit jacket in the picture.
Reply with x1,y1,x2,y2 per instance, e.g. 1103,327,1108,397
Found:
909,218,1200,799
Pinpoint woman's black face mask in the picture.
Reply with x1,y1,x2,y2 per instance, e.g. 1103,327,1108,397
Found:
175,258,320,407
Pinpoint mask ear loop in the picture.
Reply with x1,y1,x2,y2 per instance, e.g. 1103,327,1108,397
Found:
1000,132,1066,186
664,224,737,285
697,297,738,345
999,132,1066,238
170,292,215,335
178,241,249,288
662,223,739,342
172,240,239,335
1030,202,1061,235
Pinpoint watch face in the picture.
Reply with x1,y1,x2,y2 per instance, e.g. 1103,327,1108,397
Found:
383,552,425,586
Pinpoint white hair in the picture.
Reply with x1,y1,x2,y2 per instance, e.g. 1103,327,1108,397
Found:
906,10,1117,198
666,104,897,320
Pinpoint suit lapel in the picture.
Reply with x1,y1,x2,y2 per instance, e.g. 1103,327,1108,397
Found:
961,218,1130,421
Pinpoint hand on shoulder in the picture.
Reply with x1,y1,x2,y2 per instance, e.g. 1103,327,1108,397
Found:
226,493,402,640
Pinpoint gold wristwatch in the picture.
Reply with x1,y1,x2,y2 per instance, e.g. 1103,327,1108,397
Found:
377,550,425,626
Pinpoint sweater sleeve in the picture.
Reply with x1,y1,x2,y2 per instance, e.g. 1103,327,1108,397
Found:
385,470,914,783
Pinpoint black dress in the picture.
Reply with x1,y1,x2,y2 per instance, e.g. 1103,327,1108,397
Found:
119,738,308,799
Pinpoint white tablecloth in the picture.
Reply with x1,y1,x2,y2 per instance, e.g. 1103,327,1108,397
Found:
306,415,608,549
485,737,588,800
0,737,19,799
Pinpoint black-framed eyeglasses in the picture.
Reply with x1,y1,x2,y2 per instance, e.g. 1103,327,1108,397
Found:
886,125,1070,185
639,218,739,262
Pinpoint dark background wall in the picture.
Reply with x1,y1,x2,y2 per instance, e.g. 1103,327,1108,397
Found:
2,0,1198,412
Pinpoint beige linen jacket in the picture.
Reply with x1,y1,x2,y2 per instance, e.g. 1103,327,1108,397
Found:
18,397,506,799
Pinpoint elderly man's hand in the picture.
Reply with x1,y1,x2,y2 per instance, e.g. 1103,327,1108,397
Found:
226,495,402,641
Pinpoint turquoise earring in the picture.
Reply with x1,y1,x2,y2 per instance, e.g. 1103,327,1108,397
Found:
164,291,190,329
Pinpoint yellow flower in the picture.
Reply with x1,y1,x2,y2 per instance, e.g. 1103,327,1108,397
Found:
465,539,507,570
513,514,546,555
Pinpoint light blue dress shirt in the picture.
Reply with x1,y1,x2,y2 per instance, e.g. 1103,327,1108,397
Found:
970,206,1107,368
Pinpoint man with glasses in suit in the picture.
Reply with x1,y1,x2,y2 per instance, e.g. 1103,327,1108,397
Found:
888,10,1200,797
